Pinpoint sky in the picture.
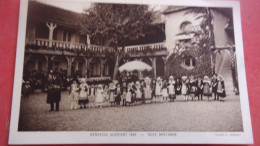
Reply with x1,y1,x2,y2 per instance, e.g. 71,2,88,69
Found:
36,0,92,13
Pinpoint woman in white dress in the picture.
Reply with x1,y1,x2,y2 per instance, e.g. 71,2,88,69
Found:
155,77,162,103
168,76,176,102
109,83,116,106
143,77,152,103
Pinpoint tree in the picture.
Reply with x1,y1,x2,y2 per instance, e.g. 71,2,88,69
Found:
78,3,154,80
165,7,227,77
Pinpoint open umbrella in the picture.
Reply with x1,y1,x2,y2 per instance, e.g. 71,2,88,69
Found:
118,60,152,72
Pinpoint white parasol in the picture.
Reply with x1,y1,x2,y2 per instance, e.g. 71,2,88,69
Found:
118,60,152,72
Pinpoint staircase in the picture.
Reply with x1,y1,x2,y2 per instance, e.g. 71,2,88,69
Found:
215,50,234,95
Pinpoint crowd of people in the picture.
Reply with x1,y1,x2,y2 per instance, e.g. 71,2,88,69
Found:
42,71,226,111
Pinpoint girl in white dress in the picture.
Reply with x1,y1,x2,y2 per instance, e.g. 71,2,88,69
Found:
95,84,104,108
181,77,188,101
126,83,134,106
155,77,162,103
69,80,79,109
168,76,176,102
135,81,143,105
78,79,88,108
144,77,152,103
103,85,109,106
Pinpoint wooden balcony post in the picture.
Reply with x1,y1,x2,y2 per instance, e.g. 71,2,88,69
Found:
152,57,157,78
46,22,57,48
66,57,74,77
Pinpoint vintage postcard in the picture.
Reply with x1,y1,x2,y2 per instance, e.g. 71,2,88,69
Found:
9,0,253,144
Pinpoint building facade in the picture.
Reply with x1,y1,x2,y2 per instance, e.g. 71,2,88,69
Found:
163,7,237,94
24,1,168,83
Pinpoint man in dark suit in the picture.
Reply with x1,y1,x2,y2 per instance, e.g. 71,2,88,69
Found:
46,74,61,111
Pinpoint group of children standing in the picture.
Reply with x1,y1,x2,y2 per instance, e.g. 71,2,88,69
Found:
69,74,226,109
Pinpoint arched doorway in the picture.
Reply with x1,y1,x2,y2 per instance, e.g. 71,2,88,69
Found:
141,57,153,78
156,57,164,78
24,55,48,90
25,55,48,73
72,57,85,78
103,58,114,77
52,56,68,76
89,58,101,77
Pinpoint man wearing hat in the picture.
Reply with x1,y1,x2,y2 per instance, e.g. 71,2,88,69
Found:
46,73,61,111
211,74,218,100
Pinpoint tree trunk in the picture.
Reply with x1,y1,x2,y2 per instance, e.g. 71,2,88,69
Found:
112,53,119,80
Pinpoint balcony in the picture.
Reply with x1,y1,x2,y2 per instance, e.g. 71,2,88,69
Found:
124,42,168,56
26,38,115,53
25,38,168,57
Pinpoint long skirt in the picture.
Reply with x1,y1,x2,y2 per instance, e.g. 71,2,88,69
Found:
203,85,211,96
109,93,115,103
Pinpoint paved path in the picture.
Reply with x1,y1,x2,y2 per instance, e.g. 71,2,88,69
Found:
18,91,243,131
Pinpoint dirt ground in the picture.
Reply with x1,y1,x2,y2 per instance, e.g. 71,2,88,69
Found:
18,91,243,131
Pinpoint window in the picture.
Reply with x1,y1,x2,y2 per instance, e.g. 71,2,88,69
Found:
180,21,193,33
182,55,196,69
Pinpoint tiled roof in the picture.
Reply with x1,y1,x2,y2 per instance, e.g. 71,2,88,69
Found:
28,1,81,28
162,6,189,14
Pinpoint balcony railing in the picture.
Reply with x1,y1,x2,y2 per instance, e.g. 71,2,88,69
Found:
124,42,165,53
26,38,166,55
26,38,114,53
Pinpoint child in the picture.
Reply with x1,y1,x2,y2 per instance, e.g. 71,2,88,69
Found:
135,81,143,105
78,79,88,109
109,82,116,106
185,78,190,101
69,80,79,109
203,76,211,101
88,84,96,108
115,84,121,106
196,77,203,100
167,76,176,102
95,84,104,108
155,77,162,103
175,78,182,101
211,74,218,100
126,83,134,106
151,79,156,102
189,76,197,101
217,75,226,102
181,77,188,101
161,80,168,102
121,82,127,106
103,84,109,106
22,81,31,99
143,77,152,103
122,88,127,106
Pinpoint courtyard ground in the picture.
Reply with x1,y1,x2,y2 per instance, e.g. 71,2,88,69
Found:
18,91,243,132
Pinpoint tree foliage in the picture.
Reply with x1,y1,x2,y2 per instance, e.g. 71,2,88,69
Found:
79,3,154,48
165,7,225,78
78,3,155,79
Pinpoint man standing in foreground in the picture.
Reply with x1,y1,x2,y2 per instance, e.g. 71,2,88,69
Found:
46,74,61,111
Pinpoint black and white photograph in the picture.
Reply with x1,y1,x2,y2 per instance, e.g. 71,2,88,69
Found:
9,0,253,144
